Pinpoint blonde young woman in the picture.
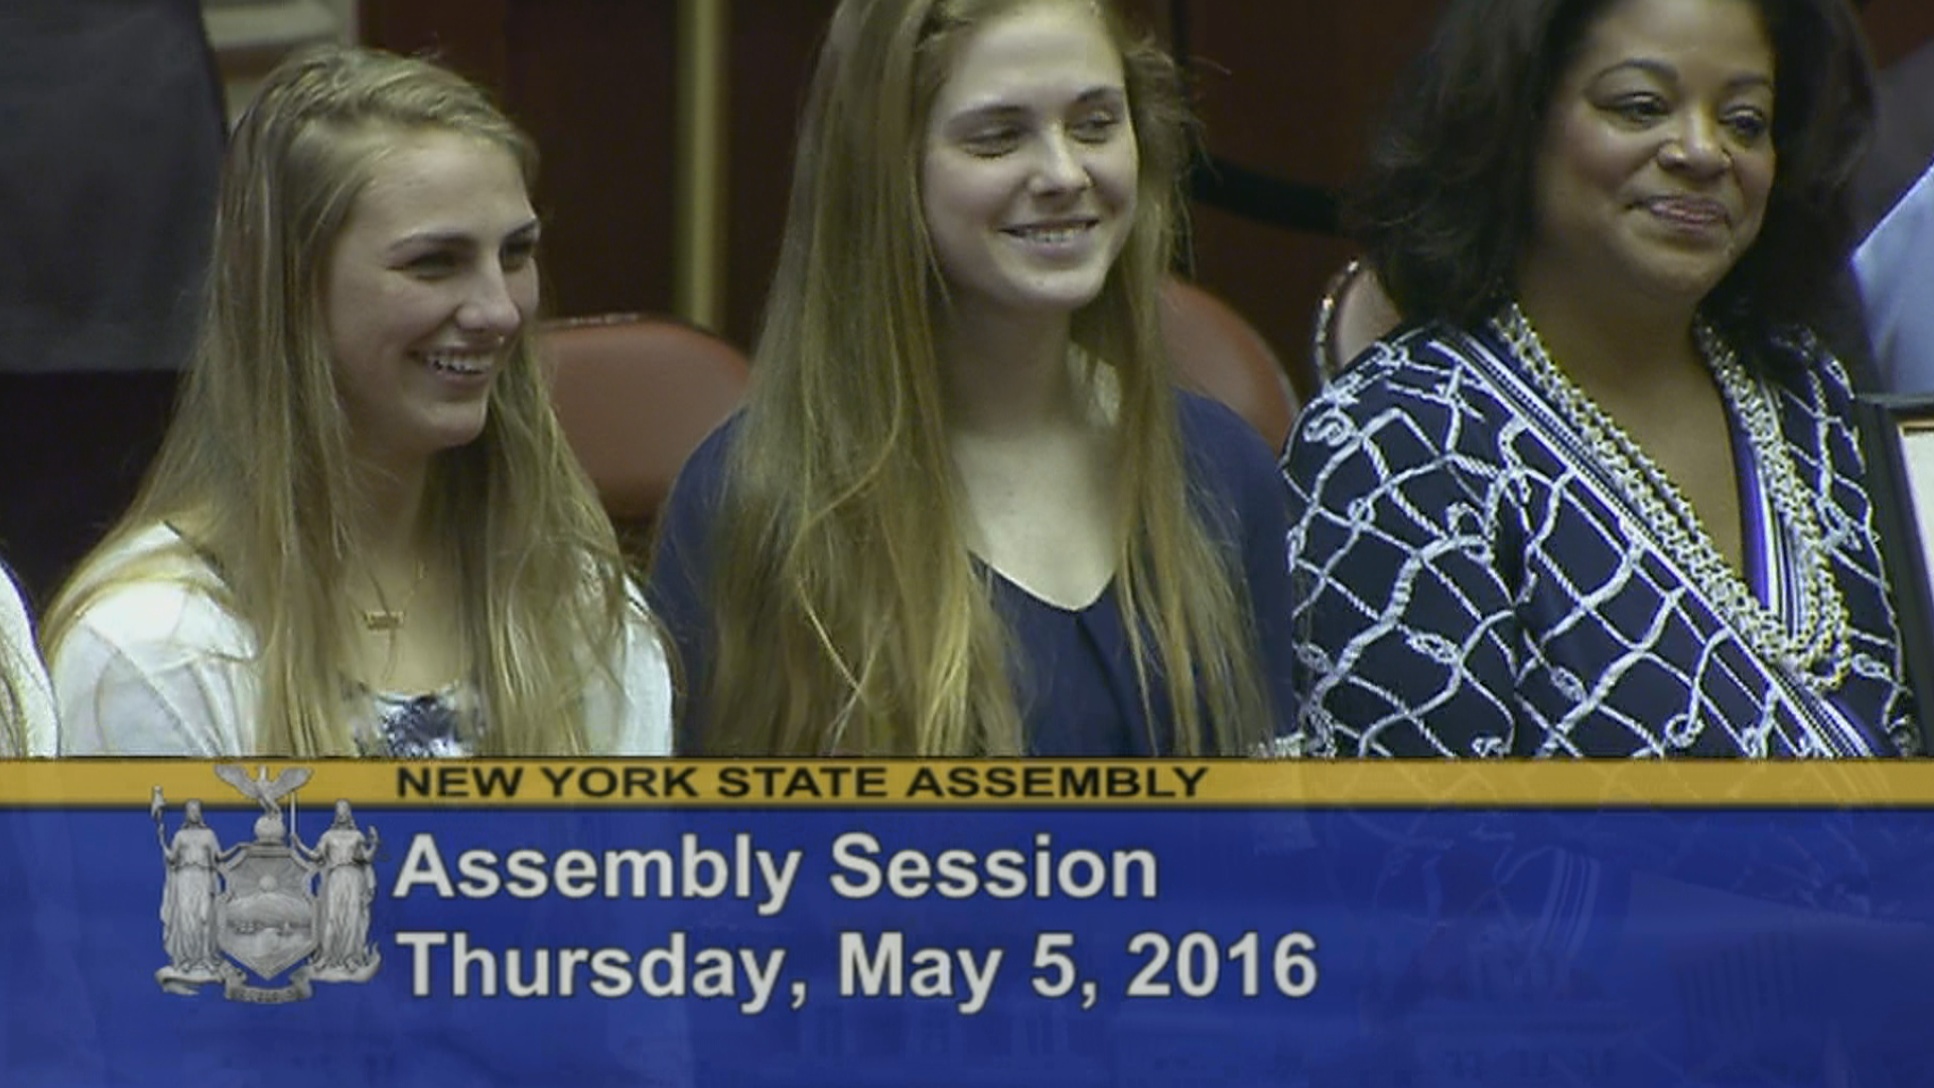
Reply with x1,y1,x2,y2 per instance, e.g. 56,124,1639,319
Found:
44,47,671,757
649,0,1295,755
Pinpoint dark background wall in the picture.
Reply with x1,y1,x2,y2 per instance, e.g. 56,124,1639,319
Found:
361,0,1934,381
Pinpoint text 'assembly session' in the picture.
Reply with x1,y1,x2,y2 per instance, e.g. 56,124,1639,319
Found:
392,831,1160,914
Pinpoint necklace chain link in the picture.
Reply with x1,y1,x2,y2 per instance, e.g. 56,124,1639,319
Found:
1494,303,1851,692
362,561,427,633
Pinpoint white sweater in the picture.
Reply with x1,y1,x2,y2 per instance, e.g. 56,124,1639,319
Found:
51,525,672,756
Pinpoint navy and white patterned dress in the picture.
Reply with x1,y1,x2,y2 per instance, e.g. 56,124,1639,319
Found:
1282,317,1916,758
350,682,480,758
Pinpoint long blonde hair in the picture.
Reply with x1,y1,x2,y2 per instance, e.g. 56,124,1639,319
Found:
694,0,1272,754
0,691,20,757
44,46,630,756
1,630,23,756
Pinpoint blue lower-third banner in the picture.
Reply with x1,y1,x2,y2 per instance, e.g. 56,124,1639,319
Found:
3,761,1934,1087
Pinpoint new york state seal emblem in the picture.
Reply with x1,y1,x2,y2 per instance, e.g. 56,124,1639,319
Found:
152,765,381,1002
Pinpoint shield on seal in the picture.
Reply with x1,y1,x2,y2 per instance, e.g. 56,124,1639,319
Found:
216,844,318,980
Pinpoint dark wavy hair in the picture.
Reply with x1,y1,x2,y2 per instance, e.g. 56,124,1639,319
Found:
1349,0,1874,353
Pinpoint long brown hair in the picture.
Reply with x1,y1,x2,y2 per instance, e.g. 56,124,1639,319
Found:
45,46,631,755
692,0,1272,754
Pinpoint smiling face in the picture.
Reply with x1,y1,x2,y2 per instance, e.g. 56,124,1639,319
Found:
920,0,1138,327
1520,0,1776,315
323,128,540,472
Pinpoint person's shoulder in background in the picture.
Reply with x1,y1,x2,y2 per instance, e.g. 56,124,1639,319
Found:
1855,161,1934,394
1853,37,1934,240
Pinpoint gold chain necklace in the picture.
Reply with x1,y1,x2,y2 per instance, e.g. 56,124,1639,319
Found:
1493,302,1851,692
361,562,427,632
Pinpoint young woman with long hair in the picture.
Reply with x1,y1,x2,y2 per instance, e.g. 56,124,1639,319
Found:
45,47,671,756
650,0,1294,755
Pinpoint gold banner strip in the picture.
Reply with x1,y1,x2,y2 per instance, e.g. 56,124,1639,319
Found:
0,760,1930,808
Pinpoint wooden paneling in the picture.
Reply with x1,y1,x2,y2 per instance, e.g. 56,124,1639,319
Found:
1862,0,1934,67
502,2,678,317
1182,1,1438,190
722,0,839,345
359,0,509,87
361,0,678,324
1174,0,1439,393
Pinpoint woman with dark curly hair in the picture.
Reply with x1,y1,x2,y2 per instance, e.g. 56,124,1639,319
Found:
1283,0,1914,757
